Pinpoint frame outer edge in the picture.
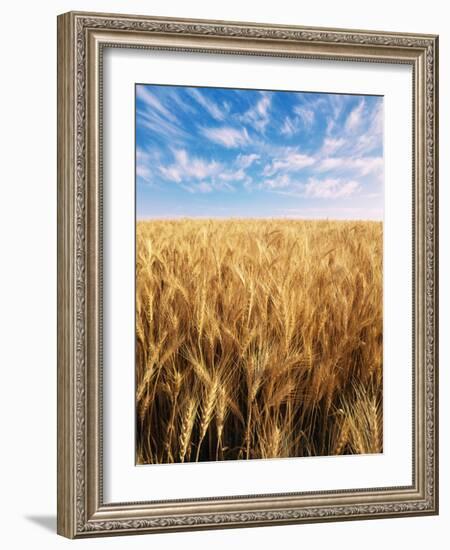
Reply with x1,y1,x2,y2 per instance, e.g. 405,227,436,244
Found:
56,10,439,538
57,12,76,539
431,35,439,515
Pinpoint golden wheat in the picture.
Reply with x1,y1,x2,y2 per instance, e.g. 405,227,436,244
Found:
135,218,383,463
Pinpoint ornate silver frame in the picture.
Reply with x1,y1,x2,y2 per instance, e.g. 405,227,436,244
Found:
57,11,439,538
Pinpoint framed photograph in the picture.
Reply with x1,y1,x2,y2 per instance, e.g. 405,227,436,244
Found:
57,11,439,538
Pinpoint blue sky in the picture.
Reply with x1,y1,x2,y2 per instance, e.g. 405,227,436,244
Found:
136,84,383,220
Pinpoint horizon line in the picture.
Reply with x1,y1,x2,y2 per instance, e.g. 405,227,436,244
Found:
137,216,383,222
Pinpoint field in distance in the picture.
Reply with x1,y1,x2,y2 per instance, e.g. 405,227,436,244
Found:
136,218,383,464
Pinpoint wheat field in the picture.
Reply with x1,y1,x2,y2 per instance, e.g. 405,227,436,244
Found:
136,218,383,464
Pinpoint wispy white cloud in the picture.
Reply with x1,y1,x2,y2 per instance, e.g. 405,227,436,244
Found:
263,148,315,176
354,157,383,177
223,100,232,114
136,148,164,185
293,105,315,128
318,156,383,178
263,173,292,189
323,95,383,156
320,98,383,165
320,137,346,156
324,95,346,135
236,153,260,169
317,157,346,172
201,126,250,148
136,164,151,180
265,176,360,200
280,105,315,137
159,149,222,183
352,101,383,156
303,177,360,199
280,117,298,136
182,179,235,194
167,89,197,114
219,169,246,182
345,99,365,132
323,94,348,136
157,148,257,191
138,109,189,141
136,86,178,123
159,165,182,182
240,92,271,132
261,96,383,199
136,149,152,182
329,95,345,119
188,88,225,121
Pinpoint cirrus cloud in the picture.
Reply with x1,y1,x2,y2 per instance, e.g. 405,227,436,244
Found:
201,126,250,148
159,149,222,183
303,177,360,199
263,148,316,176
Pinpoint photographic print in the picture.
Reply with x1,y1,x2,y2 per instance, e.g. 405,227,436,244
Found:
135,84,384,465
